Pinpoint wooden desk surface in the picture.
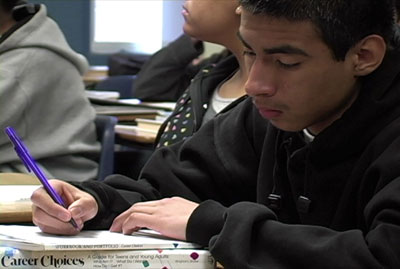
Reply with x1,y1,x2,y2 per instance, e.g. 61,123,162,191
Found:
116,128,157,144
0,173,40,223
0,201,33,223
0,173,39,185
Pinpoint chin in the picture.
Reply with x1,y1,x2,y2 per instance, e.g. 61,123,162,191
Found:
183,25,194,36
270,120,305,132
183,23,206,37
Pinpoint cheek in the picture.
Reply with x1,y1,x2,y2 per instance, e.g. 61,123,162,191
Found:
296,63,350,97
318,64,356,100
278,68,337,113
291,66,356,118
183,16,209,37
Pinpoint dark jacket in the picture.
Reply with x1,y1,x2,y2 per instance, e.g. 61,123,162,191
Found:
133,34,230,102
155,54,244,148
80,48,400,268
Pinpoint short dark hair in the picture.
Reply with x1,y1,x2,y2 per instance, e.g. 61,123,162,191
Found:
239,0,396,61
396,0,400,18
0,0,27,12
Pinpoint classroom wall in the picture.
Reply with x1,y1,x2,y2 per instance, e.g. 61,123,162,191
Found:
30,0,107,65
29,0,187,66
28,1,222,66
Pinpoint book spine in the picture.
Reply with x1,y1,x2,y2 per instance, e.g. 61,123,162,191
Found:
0,248,215,269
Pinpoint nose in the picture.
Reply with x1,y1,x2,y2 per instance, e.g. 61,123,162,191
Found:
245,60,277,97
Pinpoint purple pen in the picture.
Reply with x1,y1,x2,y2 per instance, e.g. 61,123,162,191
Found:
4,126,79,229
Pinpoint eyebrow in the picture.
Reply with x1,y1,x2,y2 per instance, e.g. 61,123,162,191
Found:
237,31,310,57
237,31,252,49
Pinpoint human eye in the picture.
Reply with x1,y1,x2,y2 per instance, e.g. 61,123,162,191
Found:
243,50,256,57
276,59,301,69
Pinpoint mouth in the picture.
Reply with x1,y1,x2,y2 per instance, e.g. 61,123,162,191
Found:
258,108,283,119
253,100,283,119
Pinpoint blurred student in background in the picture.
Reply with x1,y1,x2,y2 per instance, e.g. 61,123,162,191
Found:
136,0,247,148
0,0,100,182
133,34,230,102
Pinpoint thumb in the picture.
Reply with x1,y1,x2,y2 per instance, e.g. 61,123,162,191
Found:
68,195,98,222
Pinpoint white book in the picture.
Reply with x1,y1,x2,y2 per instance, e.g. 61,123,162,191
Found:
85,90,120,100
0,226,201,252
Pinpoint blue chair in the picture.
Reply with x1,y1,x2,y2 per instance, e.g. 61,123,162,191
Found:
95,115,118,181
94,75,137,99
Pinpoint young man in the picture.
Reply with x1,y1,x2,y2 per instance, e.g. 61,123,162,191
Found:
0,0,100,181
31,0,399,268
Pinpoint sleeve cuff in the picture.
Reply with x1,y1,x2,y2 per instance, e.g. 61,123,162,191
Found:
186,200,226,246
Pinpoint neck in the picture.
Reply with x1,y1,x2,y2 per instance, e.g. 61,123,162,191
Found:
216,37,248,99
308,82,361,135
223,34,246,75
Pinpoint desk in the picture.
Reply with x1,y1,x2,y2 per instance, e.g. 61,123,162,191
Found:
83,65,109,85
115,126,157,144
0,201,32,223
0,173,39,223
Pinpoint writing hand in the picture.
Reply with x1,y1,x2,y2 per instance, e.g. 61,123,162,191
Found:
31,179,98,235
110,197,199,241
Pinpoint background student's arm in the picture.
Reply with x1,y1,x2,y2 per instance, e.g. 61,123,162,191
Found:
133,34,229,102
133,34,205,101
0,71,28,167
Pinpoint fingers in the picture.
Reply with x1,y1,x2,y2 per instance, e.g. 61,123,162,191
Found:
68,193,99,223
109,208,135,233
32,204,82,235
31,179,98,235
111,210,161,236
121,212,154,235
31,185,71,222
110,201,159,232
110,197,199,240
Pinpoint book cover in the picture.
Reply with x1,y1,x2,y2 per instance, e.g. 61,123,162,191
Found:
0,247,215,269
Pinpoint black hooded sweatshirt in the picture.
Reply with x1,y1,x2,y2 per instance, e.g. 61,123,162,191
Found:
79,47,400,268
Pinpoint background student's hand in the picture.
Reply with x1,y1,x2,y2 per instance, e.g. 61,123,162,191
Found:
110,197,199,241
31,179,98,235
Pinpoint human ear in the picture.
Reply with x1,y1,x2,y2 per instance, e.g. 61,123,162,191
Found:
352,35,386,76
235,6,242,15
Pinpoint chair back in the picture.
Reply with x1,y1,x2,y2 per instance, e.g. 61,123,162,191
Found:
95,115,118,181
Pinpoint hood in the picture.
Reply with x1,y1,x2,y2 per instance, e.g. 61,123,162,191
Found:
306,47,400,165
0,4,88,75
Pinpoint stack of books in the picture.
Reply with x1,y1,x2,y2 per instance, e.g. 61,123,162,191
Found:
115,118,164,144
0,225,215,269
88,95,173,123
87,95,175,144
93,104,162,122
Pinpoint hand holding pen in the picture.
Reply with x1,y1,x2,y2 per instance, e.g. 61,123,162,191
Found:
4,127,98,234
30,178,99,235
